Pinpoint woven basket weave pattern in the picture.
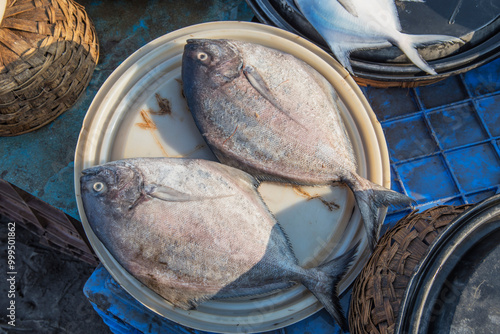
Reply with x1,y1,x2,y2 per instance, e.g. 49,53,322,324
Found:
0,0,98,136
349,205,472,334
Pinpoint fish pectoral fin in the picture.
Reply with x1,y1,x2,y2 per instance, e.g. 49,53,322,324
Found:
243,65,279,106
243,65,307,130
337,0,358,17
148,185,197,202
147,184,235,202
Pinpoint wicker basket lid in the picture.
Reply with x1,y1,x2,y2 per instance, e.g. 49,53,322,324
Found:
348,204,473,334
0,0,99,136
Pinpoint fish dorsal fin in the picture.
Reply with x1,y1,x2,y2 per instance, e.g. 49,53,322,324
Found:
147,184,234,202
243,65,307,130
337,0,358,17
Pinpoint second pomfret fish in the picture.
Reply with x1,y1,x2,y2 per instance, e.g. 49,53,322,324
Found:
182,39,413,249
294,0,463,75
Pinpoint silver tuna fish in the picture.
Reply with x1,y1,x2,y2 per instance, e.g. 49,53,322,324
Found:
294,0,463,75
80,157,357,331
182,39,413,249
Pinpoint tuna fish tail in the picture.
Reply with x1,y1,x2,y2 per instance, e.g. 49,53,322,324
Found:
343,172,414,249
301,243,359,332
393,33,464,75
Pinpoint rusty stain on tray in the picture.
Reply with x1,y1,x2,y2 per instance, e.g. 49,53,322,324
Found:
135,92,205,158
293,186,340,211
136,110,157,130
136,109,170,157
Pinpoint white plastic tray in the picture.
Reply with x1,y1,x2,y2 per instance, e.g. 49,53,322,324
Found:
74,21,390,333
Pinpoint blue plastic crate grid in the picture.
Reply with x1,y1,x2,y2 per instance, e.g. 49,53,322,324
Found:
362,58,500,227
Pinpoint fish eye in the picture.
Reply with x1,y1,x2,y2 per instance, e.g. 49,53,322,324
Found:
93,182,107,193
197,52,209,62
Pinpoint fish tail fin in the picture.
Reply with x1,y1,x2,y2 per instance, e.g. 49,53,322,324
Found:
394,33,464,75
301,243,359,332
343,173,414,249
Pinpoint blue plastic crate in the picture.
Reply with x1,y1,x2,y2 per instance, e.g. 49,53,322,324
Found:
364,58,500,228
85,57,500,334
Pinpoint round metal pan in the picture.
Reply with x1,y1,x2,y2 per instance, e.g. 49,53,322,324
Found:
396,194,500,333
246,0,500,86
74,21,391,333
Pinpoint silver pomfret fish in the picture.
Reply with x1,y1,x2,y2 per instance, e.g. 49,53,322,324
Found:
294,0,463,75
182,39,413,249
80,157,357,332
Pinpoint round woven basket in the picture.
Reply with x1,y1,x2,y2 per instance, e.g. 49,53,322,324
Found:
0,0,99,136
349,204,473,334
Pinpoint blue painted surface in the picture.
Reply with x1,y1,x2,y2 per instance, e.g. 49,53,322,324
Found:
0,0,255,219
1,0,499,332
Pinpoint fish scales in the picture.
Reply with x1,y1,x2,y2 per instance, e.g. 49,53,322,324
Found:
182,39,413,250
80,157,357,331
84,159,275,285
184,39,356,184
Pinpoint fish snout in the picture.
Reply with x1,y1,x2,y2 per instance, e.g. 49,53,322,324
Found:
184,39,232,62
184,39,213,56
81,166,101,176
186,38,204,46
186,38,218,48
184,40,199,52
80,166,106,194
80,165,120,189
183,44,202,62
